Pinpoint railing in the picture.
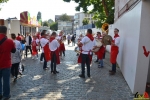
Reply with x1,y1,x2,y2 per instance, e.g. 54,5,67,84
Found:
118,0,141,18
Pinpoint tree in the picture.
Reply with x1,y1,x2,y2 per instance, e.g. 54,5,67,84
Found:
50,22,58,31
43,21,49,27
59,13,71,21
82,18,89,25
63,0,114,28
48,19,54,25
37,11,42,21
0,0,9,10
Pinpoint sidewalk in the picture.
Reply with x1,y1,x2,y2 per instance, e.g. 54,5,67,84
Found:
10,42,134,100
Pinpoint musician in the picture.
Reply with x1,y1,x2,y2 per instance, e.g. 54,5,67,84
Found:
57,31,65,57
49,32,60,74
95,32,102,63
78,29,95,78
40,32,49,70
109,28,120,75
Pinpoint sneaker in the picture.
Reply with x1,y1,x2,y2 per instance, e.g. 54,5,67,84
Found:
79,74,85,78
40,61,43,63
0,94,3,99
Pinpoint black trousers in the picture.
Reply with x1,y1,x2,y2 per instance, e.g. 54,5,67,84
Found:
68,40,70,45
81,54,90,76
25,46,32,57
42,53,47,69
40,53,44,61
51,52,57,72
11,63,20,78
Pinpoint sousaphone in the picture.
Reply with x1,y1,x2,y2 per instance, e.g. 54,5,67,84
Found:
101,23,113,45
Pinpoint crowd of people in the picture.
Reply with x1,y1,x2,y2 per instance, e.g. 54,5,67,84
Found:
0,25,120,100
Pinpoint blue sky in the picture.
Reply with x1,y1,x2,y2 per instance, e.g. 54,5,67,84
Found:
0,0,79,21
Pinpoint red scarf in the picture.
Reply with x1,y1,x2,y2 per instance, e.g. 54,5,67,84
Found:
114,34,119,38
49,36,55,42
86,34,94,41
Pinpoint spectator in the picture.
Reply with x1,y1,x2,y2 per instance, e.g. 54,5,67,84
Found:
16,33,21,41
71,34,76,46
10,33,21,82
0,26,16,100
25,33,32,58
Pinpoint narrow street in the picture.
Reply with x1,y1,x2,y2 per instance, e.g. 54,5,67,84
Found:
10,42,134,100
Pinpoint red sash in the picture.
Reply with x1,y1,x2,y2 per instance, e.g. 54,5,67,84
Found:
41,37,51,61
77,47,92,64
50,37,60,64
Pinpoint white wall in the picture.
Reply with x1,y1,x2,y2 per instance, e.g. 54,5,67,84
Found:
4,20,20,38
106,1,142,94
134,0,150,93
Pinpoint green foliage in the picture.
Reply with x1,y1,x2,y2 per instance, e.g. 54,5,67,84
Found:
82,18,89,25
42,21,49,27
50,22,58,31
0,0,9,10
59,13,71,21
48,19,54,24
63,0,114,28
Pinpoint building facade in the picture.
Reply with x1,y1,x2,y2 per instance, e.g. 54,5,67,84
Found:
58,21,73,34
107,0,150,94
74,12,96,29
55,15,74,22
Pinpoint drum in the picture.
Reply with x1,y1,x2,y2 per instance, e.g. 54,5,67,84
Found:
102,35,113,45
92,39,102,52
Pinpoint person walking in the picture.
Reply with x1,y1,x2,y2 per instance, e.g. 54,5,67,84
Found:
0,26,16,100
71,34,76,46
10,33,22,82
67,34,71,45
25,33,32,58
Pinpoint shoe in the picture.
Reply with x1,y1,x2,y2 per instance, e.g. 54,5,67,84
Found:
44,67,48,70
53,71,56,74
56,71,59,73
79,74,85,78
3,95,11,100
95,60,98,63
13,77,17,82
98,65,103,68
0,94,3,99
109,71,116,75
109,70,113,72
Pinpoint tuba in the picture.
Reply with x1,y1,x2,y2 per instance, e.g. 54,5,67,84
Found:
101,23,113,45
101,23,109,34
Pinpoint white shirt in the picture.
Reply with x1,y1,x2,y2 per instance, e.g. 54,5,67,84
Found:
13,40,22,50
25,36,29,46
114,37,120,47
49,39,60,51
40,38,49,53
36,39,40,44
80,36,96,55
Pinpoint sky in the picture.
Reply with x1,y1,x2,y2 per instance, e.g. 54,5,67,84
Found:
0,0,79,21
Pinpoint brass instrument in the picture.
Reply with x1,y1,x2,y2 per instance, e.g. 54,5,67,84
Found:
101,23,113,45
101,23,109,34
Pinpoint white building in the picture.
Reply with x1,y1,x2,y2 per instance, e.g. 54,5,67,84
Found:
58,21,73,34
74,12,96,28
107,0,150,94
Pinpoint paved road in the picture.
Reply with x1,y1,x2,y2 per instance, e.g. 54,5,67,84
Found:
10,42,134,100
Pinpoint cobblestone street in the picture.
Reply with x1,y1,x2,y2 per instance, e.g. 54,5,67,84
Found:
10,42,134,100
